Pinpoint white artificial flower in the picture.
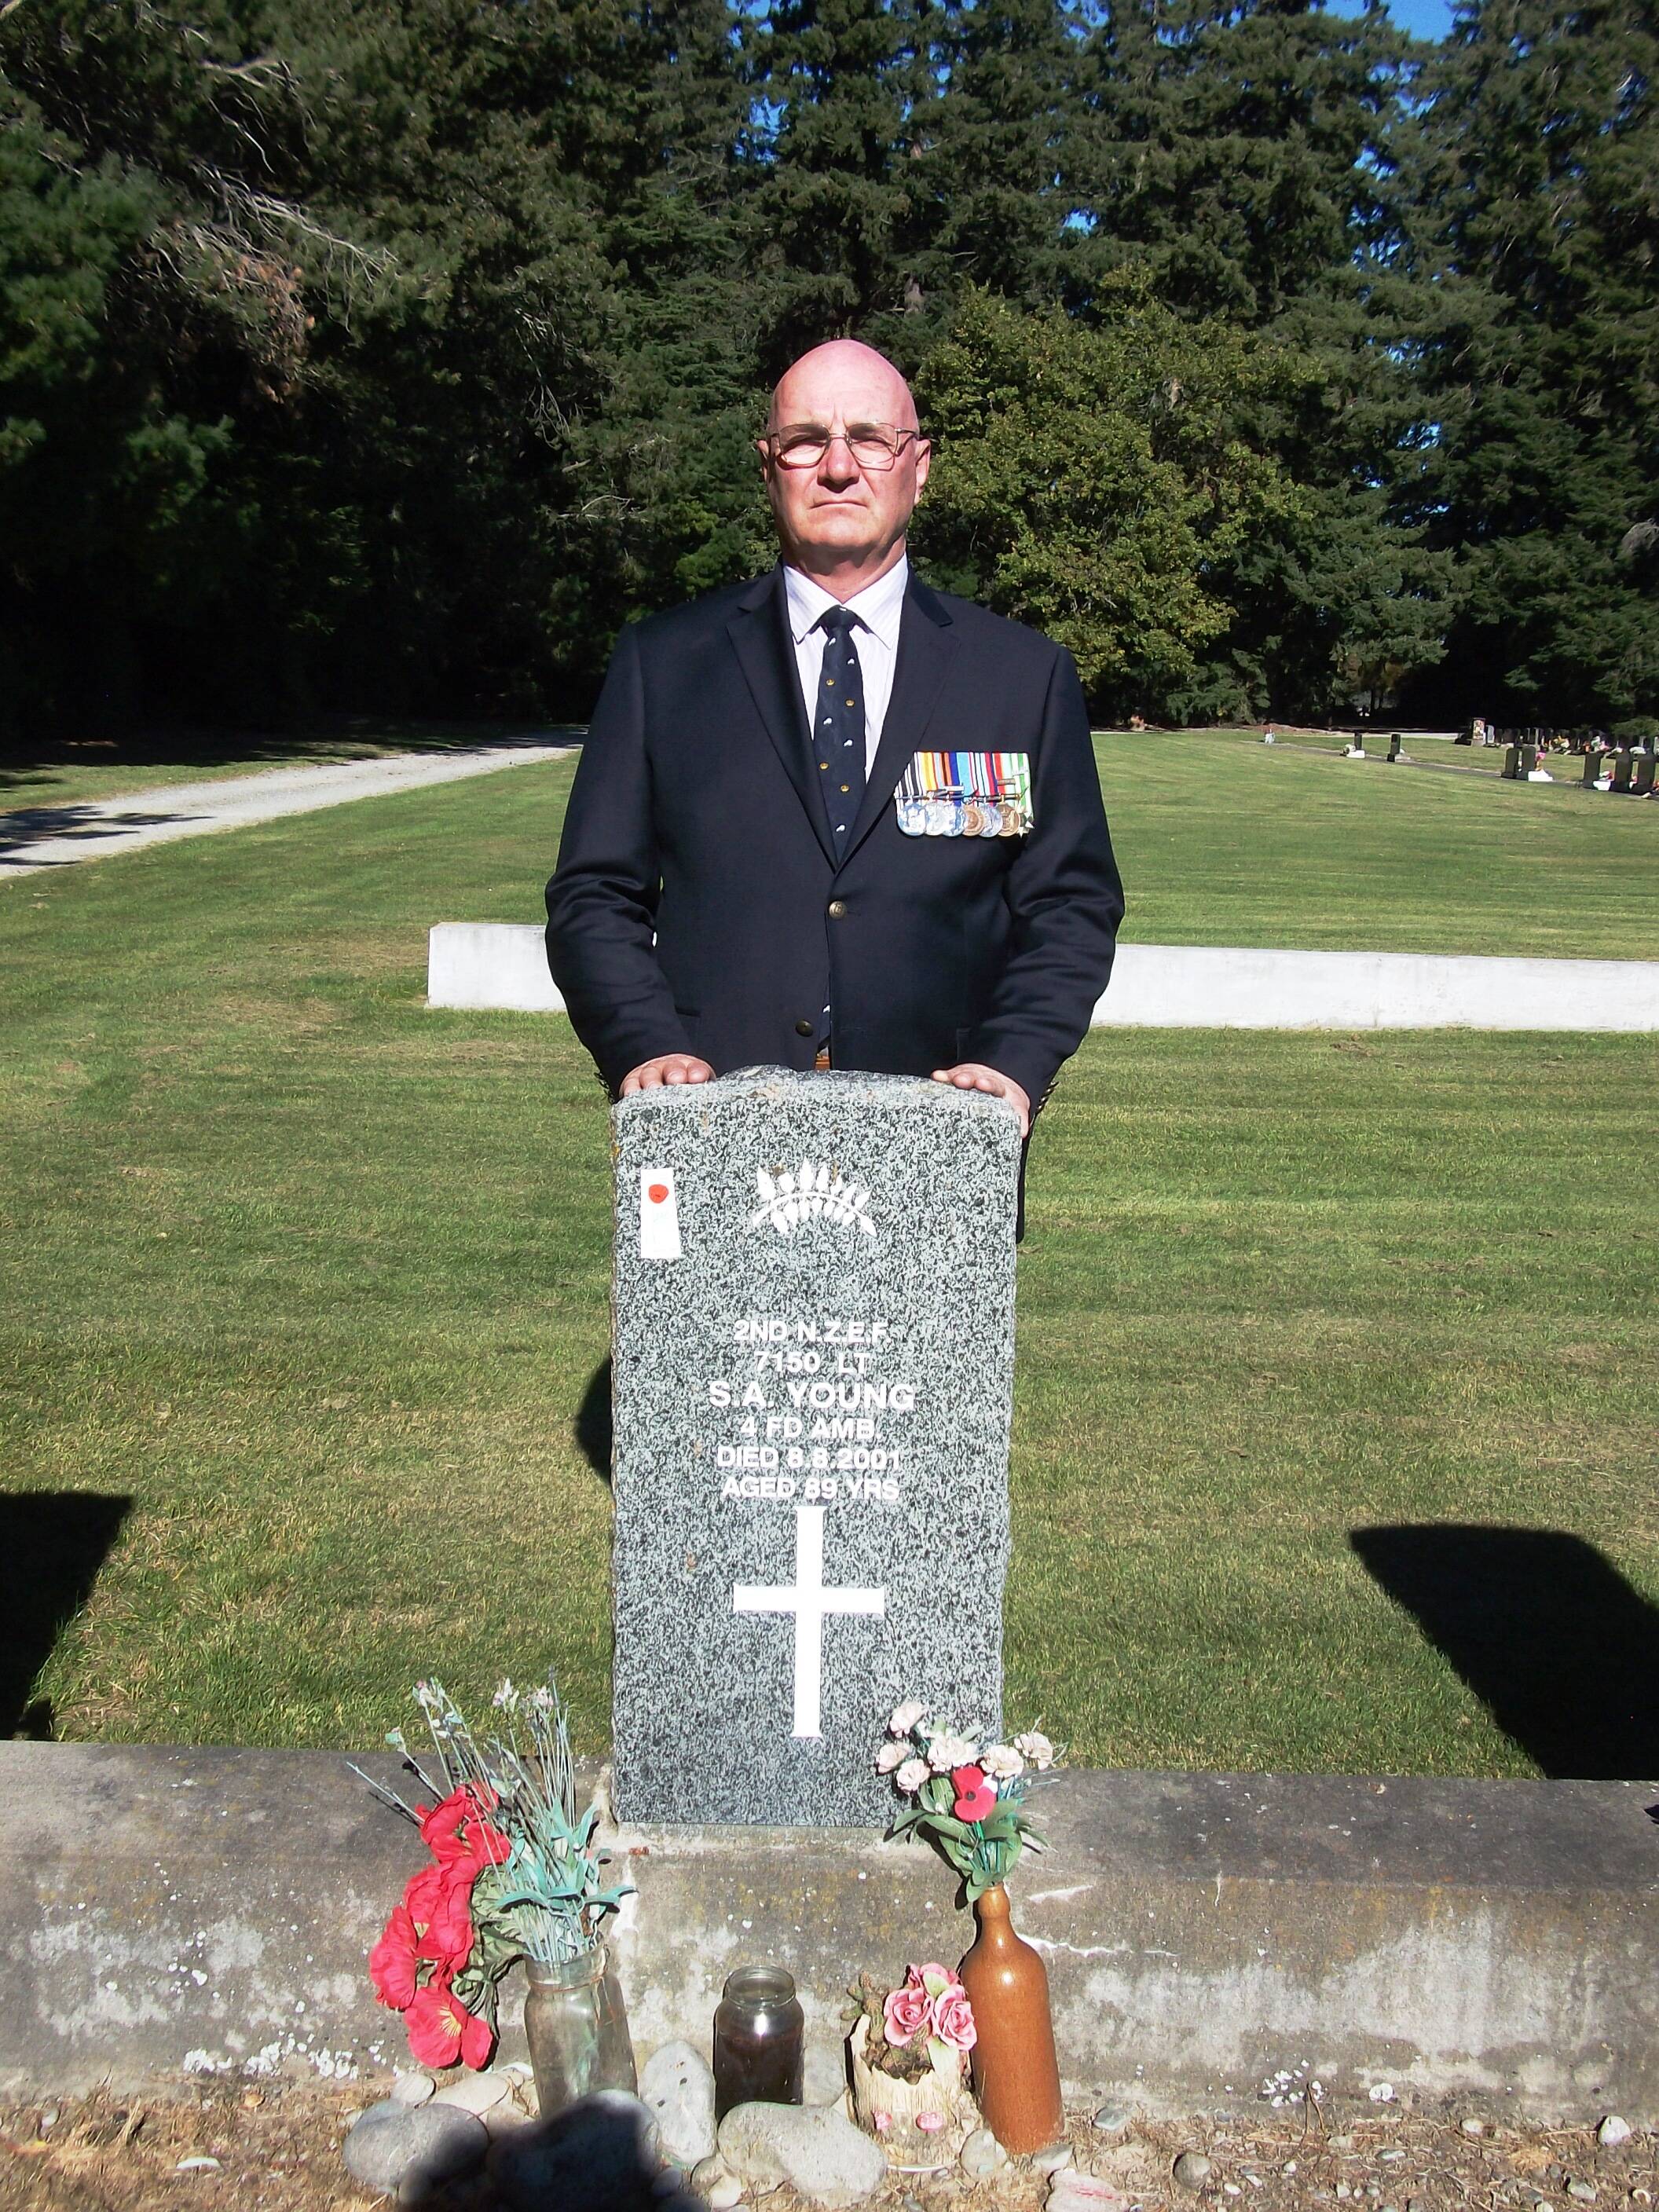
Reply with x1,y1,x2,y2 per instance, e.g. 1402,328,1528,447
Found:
888,1699,929,1738
492,1679,518,1711
874,1740,907,1774
1013,1730,1055,1771
528,1685,555,1713
925,1732,980,1774
979,1743,1025,1779
895,1757,931,1794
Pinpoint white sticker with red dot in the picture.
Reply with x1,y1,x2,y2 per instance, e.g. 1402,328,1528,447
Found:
639,1166,682,1260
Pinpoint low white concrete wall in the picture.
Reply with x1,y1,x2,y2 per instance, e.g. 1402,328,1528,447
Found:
429,923,1659,1031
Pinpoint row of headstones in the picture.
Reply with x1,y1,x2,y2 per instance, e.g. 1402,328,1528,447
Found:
1340,734,1408,760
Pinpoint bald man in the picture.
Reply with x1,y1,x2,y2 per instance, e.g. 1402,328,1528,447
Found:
546,340,1122,1148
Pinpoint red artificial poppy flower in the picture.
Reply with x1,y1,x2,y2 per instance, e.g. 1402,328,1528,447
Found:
404,1862,475,1968
368,1903,419,2011
405,1973,493,2071
950,1764,998,1823
417,1787,511,1873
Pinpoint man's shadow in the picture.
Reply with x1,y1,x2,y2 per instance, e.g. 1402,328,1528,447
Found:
0,1492,130,1736
1351,1524,1659,1779
576,1359,613,1488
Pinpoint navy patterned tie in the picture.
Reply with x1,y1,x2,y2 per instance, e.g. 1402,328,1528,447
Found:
815,607,866,853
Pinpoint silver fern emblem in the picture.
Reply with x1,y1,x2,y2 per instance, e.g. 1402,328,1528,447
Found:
750,1160,877,1237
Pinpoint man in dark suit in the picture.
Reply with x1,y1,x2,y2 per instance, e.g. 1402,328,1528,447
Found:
546,339,1122,1139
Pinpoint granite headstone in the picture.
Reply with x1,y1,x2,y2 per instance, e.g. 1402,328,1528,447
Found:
609,1068,1021,1825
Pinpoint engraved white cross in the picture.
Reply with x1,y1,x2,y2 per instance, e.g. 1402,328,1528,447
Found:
732,1504,885,1739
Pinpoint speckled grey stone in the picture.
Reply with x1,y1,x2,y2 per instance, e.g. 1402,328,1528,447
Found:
611,1068,1020,1825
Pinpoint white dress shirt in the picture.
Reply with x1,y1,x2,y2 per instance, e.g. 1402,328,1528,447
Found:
782,555,909,776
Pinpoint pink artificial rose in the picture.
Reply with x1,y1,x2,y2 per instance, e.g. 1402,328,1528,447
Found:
873,2111,892,2133
916,2111,945,2132
882,1980,932,2048
931,1987,977,2052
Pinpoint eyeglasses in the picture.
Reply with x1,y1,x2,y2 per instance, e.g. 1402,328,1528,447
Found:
764,423,924,472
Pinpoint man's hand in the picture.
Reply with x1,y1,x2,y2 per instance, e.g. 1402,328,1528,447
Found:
621,1053,716,1096
930,1062,1031,1137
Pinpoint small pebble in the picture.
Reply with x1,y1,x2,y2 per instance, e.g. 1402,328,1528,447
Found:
1408,2199,1428,2212
391,2071,434,2108
1569,2185,1597,2205
1032,2142,1075,2176
1382,2148,1406,2162
38,2109,59,2133
1225,2187,1242,2199
1463,2119,1486,2137
705,2179,744,2212
1329,2137,1356,2152
1599,2119,1633,2149
175,2156,222,2172
1093,2104,1133,2135
1174,2151,1214,2191
960,2128,1009,2180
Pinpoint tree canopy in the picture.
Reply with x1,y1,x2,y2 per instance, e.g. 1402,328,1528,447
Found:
1,0,1651,733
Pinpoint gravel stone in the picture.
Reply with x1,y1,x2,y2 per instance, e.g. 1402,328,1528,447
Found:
718,2099,887,2206
342,2100,487,2197
1174,2152,1214,2191
1461,2120,1485,2138
1568,2184,1598,2203
959,2127,1009,2179
392,2072,435,2108
1093,2104,1133,2135
431,2070,514,2116
1032,2142,1075,2174
1598,2119,1633,2149
640,2040,719,2170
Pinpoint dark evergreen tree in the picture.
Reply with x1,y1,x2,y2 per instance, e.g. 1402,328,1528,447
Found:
745,0,933,365
1401,0,1658,726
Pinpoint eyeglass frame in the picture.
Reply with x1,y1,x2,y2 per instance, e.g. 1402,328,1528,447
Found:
760,421,929,474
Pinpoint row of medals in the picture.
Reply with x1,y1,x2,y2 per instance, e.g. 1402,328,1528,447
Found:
895,796,1031,838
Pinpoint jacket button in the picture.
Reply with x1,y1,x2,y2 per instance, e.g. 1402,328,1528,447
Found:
794,1018,814,1036
827,899,847,919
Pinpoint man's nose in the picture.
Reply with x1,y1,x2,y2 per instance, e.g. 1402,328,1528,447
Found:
815,432,862,487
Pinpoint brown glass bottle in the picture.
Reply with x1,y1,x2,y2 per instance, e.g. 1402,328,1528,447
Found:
957,1883,1065,2154
712,1965,805,2119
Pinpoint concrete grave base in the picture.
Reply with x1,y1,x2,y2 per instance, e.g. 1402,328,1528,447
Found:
10,1745,1657,2119
427,923,1659,1031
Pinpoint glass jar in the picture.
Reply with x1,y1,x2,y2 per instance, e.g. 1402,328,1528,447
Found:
522,1944,637,2120
712,1965,804,2120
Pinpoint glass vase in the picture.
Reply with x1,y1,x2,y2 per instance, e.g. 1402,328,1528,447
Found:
522,1945,637,2120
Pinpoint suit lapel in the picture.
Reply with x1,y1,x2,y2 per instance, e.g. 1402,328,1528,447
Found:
842,575,955,862
727,569,837,868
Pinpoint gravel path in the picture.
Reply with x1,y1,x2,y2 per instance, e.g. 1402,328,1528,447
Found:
0,2082,1650,2212
0,736,578,884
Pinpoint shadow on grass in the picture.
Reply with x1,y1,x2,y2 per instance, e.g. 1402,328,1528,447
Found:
0,1492,130,1738
0,804,207,862
1351,1524,1659,1779
576,1358,613,1488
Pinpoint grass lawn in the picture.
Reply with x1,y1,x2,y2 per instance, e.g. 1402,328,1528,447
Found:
2,749,1655,1774
1094,728,1657,958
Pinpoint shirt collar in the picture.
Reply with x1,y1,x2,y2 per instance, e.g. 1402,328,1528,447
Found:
783,554,910,648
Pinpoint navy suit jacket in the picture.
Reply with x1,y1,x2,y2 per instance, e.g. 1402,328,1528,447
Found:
545,566,1123,1110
